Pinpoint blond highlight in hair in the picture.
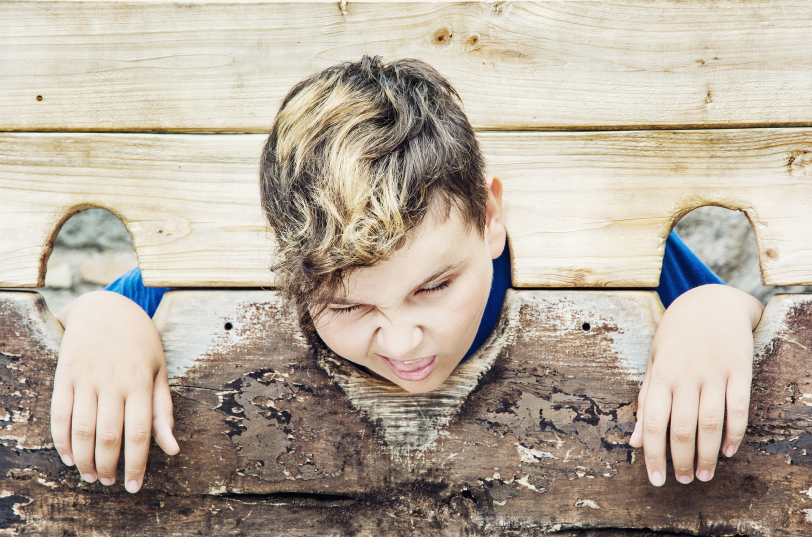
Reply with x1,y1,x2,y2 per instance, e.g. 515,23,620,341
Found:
260,56,487,324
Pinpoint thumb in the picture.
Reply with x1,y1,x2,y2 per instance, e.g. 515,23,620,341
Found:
152,369,180,455
629,371,650,448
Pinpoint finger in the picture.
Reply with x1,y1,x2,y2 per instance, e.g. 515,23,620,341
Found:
669,386,699,484
641,383,672,486
629,368,652,448
94,395,124,486
152,371,179,456
695,381,726,482
123,392,152,493
721,370,752,458
50,376,75,467
70,389,98,483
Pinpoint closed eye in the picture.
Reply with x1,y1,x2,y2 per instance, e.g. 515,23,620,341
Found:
329,304,362,315
417,279,451,294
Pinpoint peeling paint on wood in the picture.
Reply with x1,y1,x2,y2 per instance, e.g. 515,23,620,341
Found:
2,290,812,535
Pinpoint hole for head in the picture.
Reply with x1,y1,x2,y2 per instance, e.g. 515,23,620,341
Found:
36,95,43,101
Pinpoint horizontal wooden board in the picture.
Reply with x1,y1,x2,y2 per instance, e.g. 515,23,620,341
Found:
2,129,812,288
2,1,812,132
2,289,811,535
0,133,274,288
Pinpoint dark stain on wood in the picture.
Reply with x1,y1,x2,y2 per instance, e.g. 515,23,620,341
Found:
2,290,812,535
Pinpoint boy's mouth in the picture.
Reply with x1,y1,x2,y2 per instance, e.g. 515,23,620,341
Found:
378,355,437,382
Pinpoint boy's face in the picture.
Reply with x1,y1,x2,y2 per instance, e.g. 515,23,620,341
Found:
312,176,506,393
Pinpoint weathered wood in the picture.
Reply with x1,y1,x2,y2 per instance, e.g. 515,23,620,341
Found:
2,130,812,288
3,1,812,132
2,289,811,535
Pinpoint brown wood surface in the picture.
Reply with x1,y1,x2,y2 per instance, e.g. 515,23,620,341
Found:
3,1,812,132
1,289,811,535
3,129,812,289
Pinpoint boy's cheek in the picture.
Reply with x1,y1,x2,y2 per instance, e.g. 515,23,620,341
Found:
314,322,365,363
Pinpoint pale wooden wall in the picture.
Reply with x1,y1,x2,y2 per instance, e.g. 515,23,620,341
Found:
2,1,812,290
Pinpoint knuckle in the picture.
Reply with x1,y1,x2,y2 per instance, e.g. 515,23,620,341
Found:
72,423,95,441
671,425,694,443
51,410,71,426
127,427,150,446
52,440,72,453
645,456,665,468
642,418,666,436
673,464,694,475
97,431,122,449
727,402,749,421
697,456,718,467
700,416,722,434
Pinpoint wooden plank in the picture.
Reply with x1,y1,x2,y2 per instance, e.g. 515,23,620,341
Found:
0,133,273,288
2,289,812,535
496,129,812,287
2,1,812,132
2,129,812,288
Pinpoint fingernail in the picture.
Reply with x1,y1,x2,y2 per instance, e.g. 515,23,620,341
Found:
650,471,665,486
697,469,712,481
61,454,74,466
82,473,97,483
126,480,140,493
677,474,692,484
724,445,736,457
99,477,113,486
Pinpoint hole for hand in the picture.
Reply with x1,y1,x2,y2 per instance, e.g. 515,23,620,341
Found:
582,322,590,331
224,322,233,331
41,208,137,313
36,95,43,101
674,206,812,303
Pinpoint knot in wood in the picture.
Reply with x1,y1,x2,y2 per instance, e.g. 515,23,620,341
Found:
432,27,452,45
788,151,812,178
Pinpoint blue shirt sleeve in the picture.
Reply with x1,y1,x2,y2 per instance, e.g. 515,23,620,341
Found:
463,231,723,359
104,267,172,318
655,231,723,308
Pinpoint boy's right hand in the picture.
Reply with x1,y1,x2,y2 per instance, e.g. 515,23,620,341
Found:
51,290,179,493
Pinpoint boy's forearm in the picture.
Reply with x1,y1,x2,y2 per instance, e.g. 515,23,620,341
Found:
667,284,764,330
56,290,158,338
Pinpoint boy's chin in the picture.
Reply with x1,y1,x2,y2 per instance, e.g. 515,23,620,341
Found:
387,368,453,394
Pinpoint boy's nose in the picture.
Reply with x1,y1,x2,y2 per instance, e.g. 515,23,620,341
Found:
376,324,424,361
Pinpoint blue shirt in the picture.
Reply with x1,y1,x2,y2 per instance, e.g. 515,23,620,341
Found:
106,231,722,359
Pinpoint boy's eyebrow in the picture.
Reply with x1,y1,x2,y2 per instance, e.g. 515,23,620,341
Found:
414,259,465,291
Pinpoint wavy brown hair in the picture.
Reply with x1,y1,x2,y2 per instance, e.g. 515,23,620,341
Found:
260,56,487,326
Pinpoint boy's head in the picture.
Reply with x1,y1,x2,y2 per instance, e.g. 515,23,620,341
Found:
260,56,505,393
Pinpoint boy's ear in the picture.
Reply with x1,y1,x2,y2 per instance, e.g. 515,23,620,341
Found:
484,175,507,260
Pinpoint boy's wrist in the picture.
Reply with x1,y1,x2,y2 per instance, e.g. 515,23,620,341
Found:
56,289,155,332
669,284,764,330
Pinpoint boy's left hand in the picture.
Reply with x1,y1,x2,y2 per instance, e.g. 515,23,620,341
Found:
629,284,764,486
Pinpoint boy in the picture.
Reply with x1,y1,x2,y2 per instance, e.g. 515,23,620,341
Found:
50,56,764,495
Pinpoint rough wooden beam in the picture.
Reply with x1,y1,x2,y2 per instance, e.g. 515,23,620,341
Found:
1,290,811,535
2,130,812,288
2,1,812,132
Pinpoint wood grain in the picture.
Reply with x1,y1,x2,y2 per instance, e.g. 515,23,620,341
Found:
2,1,812,132
2,289,811,535
2,130,811,288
